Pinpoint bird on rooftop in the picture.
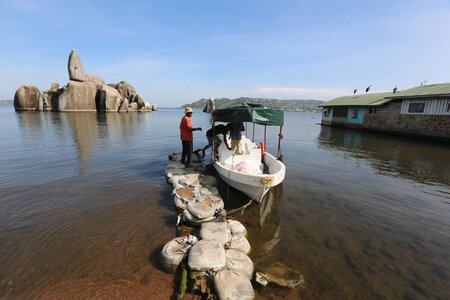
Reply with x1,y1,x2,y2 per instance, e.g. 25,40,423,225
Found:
393,86,398,94
420,80,427,86
353,89,357,94
365,85,372,93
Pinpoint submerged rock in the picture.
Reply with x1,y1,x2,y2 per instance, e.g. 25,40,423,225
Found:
255,262,304,289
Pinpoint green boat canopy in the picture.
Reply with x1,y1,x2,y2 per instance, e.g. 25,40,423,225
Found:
212,103,284,126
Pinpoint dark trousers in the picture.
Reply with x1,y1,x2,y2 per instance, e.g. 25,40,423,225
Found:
181,140,193,164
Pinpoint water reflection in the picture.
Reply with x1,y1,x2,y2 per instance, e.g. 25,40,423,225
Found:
317,126,450,185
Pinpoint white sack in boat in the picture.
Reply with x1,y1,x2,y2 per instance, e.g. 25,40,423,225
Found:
233,159,263,175
214,269,254,300
188,239,226,271
160,235,198,273
227,219,247,236
225,249,254,279
227,234,251,254
186,194,224,219
199,222,231,246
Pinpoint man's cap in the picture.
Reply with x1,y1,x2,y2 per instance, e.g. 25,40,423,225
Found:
185,107,193,113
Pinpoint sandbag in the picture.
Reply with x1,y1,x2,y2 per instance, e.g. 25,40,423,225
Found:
199,222,230,246
182,209,215,226
214,269,254,300
227,219,247,236
200,186,219,196
199,175,217,187
173,186,199,210
160,235,198,273
225,249,254,279
186,194,224,219
227,234,251,254
188,239,226,271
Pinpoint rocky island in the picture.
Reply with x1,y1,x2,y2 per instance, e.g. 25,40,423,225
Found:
14,50,154,112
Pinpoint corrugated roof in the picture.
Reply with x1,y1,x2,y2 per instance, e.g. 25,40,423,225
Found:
320,92,392,107
390,83,450,98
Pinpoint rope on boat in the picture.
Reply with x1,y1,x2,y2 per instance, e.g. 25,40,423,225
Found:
227,185,265,215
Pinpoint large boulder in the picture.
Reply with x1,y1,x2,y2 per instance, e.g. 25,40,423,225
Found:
14,85,42,111
68,49,85,82
50,81,59,92
85,74,105,88
57,81,97,111
111,81,137,99
95,84,122,112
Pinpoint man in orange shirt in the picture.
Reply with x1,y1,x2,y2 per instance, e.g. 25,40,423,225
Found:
179,107,202,167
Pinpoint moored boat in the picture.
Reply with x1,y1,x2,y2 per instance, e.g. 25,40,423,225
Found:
210,103,286,203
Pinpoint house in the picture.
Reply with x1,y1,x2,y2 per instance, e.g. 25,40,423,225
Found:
320,83,450,141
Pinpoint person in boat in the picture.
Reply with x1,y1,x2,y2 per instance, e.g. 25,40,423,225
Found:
179,107,202,167
227,122,244,155
203,124,229,151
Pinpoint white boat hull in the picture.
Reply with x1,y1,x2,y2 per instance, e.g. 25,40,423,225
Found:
213,136,285,203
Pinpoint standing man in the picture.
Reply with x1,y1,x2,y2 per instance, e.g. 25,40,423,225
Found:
179,107,202,167
229,122,244,155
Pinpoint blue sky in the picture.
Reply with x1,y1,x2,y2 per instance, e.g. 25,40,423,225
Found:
1,0,450,107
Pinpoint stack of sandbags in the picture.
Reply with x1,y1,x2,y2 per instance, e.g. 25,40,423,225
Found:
160,235,198,273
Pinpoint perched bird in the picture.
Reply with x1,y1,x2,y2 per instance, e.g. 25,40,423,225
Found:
393,86,398,94
365,85,372,93
420,80,427,86
353,88,357,94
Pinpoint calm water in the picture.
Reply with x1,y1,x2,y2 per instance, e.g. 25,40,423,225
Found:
0,105,449,299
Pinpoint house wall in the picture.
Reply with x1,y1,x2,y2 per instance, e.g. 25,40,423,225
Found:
364,101,449,140
347,107,365,126
331,106,348,127
321,108,333,125
400,98,450,115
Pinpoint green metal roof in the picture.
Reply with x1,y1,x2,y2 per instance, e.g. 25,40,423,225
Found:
389,83,450,99
212,103,284,126
320,92,393,107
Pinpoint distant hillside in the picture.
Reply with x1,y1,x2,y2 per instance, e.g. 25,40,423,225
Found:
0,100,13,104
182,97,324,112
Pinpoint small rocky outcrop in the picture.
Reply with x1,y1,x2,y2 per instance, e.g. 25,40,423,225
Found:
14,85,42,111
68,49,85,82
13,50,152,113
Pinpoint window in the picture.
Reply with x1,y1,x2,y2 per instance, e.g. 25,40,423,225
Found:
447,102,450,112
408,102,425,113
351,109,358,119
369,107,377,114
324,108,331,117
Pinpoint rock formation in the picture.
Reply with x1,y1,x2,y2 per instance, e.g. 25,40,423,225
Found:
13,50,151,113
14,85,43,111
68,49,86,82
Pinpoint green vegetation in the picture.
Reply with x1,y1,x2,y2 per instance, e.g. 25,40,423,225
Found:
183,97,324,112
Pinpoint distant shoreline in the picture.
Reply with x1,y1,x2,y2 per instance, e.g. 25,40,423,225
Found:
0,100,13,104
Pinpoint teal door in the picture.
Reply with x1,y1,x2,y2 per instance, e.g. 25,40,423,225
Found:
346,107,364,125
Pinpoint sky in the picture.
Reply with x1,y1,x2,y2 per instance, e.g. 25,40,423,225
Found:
1,0,450,107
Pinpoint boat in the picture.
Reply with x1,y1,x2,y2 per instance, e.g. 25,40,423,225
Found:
210,103,286,203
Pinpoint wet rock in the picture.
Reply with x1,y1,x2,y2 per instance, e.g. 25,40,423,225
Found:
68,49,85,82
14,85,42,111
152,104,158,111
255,262,304,289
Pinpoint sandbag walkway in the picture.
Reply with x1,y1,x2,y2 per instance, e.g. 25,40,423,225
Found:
161,152,255,299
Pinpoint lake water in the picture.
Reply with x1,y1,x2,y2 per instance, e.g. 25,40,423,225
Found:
0,105,449,299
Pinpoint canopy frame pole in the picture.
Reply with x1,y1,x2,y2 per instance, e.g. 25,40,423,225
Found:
264,125,267,151
212,121,216,162
277,126,283,160
252,122,255,143
245,122,247,137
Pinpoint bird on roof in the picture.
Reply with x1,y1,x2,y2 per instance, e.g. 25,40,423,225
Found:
353,88,357,94
393,86,398,94
420,80,427,86
365,85,372,93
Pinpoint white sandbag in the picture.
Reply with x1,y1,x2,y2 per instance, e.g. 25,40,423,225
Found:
200,186,219,196
199,175,217,187
188,239,226,271
200,222,230,246
233,159,262,175
173,186,197,210
214,269,254,300
227,219,247,236
227,234,251,255
225,249,254,279
160,235,198,273
179,173,200,187
187,194,224,219
182,209,215,226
